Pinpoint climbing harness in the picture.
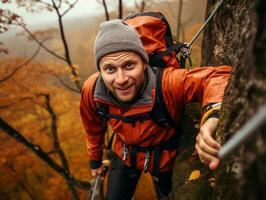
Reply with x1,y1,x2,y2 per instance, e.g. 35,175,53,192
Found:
218,104,266,159
179,0,225,67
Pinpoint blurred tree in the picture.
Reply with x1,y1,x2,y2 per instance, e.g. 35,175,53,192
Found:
176,0,183,41
0,0,81,92
0,60,91,199
134,0,145,12
118,0,123,19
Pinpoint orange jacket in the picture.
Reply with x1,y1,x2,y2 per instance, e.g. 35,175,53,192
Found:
80,65,232,172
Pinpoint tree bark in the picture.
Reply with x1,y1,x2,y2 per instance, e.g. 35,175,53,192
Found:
200,0,266,199
172,0,266,199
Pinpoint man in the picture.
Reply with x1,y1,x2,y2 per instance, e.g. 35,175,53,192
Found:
80,19,231,199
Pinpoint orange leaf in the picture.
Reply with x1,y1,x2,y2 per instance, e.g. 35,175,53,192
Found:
189,170,201,181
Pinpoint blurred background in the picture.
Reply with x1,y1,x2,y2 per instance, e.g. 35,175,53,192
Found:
0,0,206,199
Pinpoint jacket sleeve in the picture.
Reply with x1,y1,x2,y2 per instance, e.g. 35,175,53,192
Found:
162,65,232,121
80,74,107,168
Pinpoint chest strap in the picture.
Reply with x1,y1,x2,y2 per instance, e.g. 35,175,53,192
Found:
96,104,152,125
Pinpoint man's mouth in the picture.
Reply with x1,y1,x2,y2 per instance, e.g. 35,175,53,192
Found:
115,84,134,93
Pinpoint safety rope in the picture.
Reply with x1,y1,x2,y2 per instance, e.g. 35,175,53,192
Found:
179,0,225,67
218,104,266,159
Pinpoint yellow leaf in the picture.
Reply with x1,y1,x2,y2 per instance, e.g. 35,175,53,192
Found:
189,170,201,181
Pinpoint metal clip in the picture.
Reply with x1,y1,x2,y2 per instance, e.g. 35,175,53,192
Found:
180,43,192,59
122,143,128,161
143,151,150,172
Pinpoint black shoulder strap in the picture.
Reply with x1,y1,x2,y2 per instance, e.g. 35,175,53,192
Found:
149,68,176,128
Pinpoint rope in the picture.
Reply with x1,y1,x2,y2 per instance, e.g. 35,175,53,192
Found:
218,104,266,159
188,0,225,47
180,0,225,66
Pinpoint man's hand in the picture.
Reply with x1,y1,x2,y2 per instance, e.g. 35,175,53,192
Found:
91,167,103,177
195,117,221,170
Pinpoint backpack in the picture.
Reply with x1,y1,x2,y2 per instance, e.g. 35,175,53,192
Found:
125,12,187,69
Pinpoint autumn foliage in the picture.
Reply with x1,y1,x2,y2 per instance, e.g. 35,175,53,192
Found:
0,0,207,199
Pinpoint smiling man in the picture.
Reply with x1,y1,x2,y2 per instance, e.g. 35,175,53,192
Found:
80,19,231,199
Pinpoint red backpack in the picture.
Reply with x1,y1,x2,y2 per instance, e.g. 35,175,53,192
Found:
125,12,186,69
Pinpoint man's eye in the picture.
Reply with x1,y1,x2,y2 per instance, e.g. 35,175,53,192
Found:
105,66,115,73
125,62,135,69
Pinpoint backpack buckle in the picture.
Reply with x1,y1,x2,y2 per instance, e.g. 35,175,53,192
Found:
122,143,129,161
180,43,192,59
143,151,151,172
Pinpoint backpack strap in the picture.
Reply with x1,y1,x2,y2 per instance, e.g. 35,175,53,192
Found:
149,42,186,68
96,104,151,125
149,67,176,128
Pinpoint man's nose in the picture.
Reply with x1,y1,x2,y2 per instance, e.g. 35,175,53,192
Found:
115,69,128,85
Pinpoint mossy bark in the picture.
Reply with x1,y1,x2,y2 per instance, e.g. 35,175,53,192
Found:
171,104,214,200
171,0,266,199
203,0,266,199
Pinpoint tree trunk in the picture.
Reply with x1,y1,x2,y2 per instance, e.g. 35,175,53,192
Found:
176,0,183,41
171,0,266,199
118,0,123,19
201,0,266,199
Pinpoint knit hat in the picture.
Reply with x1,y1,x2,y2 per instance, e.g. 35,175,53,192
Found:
94,19,149,70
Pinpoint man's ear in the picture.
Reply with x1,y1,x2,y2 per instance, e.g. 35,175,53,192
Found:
143,63,148,70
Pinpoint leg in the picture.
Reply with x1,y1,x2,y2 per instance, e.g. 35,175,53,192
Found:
152,171,173,199
106,154,141,200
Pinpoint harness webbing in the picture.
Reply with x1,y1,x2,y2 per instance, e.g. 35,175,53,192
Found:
124,133,179,178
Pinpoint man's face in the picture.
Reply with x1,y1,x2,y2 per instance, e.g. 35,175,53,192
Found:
99,51,147,103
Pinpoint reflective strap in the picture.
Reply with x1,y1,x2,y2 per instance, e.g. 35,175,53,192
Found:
200,104,221,126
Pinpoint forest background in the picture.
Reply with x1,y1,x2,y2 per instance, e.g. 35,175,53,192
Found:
0,0,208,199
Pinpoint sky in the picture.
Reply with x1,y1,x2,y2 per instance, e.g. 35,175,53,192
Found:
1,0,138,26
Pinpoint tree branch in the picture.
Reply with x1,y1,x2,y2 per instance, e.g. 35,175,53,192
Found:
34,0,53,8
0,39,49,84
102,0,110,21
135,0,145,12
18,181,37,200
0,96,35,110
176,0,183,41
51,0,81,91
37,93,80,200
19,23,67,62
58,0,63,9
61,0,79,17
53,73,80,93
118,0,123,19
0,117,91,190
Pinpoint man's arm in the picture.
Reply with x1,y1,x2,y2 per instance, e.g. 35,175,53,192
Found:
79,75,107,176
162,65,232,170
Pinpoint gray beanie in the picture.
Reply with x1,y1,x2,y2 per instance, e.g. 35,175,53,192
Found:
94,19,149,70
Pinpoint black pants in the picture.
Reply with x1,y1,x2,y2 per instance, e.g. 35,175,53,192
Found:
105,154,172,200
